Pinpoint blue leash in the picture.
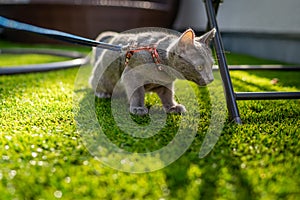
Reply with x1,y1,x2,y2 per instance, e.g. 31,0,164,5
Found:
0,16,123,52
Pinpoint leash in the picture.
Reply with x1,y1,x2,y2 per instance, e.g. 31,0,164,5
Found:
0,16,123,52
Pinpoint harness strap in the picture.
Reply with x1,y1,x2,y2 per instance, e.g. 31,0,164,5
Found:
125,46,162,70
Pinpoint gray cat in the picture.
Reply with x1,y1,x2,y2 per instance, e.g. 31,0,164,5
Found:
90,28,216,115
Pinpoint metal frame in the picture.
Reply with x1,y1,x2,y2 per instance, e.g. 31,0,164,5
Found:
203,0,300,124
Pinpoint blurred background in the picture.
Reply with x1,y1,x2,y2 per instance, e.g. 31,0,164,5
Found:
1,0,299,64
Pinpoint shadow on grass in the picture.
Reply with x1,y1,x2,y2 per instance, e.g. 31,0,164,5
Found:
161,125,257,200
94,97,182,153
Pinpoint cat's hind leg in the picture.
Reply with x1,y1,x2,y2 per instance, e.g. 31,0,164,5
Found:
121,66,149,115
128,86,148,115
91,75,113,99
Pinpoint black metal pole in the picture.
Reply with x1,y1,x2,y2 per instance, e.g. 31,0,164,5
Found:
204,0,242,124
236,92,300,100
213,65,300,71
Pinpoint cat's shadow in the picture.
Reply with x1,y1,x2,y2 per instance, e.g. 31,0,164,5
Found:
130,113,151,126
94,96,183,153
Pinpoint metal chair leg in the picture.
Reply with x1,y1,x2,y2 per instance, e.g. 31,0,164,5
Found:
203,0,242,124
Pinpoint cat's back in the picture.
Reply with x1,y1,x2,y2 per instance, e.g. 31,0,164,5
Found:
111,28,180,46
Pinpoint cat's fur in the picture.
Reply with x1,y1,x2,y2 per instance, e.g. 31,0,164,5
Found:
90,28,216,115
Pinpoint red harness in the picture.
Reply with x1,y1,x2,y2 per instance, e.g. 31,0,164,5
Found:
124,45,162,70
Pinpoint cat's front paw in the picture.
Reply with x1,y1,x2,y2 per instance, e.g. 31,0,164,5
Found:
130,106,149,116
166,104,186,114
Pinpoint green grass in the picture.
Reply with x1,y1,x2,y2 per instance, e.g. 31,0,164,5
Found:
0,54,70,66
0,40,299,199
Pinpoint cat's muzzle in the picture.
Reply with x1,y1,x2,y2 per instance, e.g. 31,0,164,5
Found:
194,76,214,86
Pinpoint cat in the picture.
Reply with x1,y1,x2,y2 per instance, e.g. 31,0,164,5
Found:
90,28,216,115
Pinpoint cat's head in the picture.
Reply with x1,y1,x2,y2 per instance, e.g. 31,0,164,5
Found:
168,28,216,86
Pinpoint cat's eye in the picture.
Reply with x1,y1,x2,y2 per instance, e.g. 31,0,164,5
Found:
197,65,203,71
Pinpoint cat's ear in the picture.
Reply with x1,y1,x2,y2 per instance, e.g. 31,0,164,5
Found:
178,28,195,46
196,28,216,45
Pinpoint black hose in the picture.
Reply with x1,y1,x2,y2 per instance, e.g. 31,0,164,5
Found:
0,48,89,75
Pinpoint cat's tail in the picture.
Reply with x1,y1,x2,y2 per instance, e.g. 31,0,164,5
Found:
91,31,118,66
95,31,118,43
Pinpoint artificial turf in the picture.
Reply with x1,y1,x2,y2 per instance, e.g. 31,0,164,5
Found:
0,41,299,199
